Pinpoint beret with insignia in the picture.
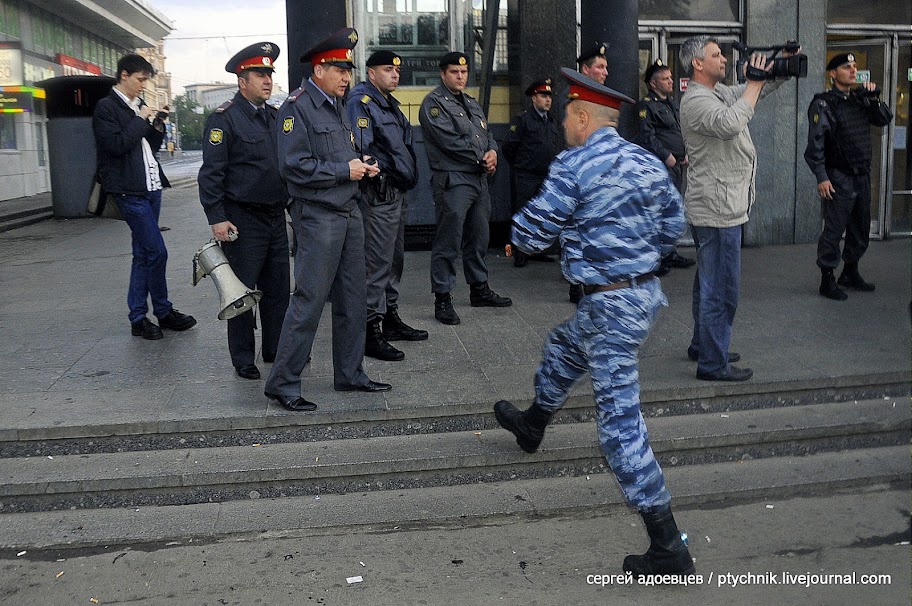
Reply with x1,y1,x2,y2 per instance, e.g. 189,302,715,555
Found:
301,27,358,69
826,52,855,71
367,50,402,68
643,59,670,83
225,41,280,75
577,42,608,65
440,51,469,69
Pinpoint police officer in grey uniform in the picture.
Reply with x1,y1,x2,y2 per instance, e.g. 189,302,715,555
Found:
502,78,561,267
805,52,893,301
264,28,389,412
634,59,695,274
419,51,512,325
198,42,289,382
347,50,427,362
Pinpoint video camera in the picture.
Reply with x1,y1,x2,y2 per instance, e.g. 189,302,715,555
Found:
734,40,807,83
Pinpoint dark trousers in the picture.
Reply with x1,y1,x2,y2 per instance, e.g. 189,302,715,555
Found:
430,172,490,293
115,190,172,324
816,169,871,270
360,187,407,323
222,203,290,368
265,199,369,396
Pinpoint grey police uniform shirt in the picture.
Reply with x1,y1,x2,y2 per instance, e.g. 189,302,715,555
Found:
277,79,360,213
418,83,497,184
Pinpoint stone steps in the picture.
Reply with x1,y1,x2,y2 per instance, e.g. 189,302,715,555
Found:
1,397,906,514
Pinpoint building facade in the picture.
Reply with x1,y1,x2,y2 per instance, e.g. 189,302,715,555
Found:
0,0,172,201
288,0,911,244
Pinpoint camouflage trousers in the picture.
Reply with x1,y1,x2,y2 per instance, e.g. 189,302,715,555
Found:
534,277,671,510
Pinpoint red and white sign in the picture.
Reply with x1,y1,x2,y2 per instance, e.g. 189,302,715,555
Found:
57,54,101,76
679,78,689,92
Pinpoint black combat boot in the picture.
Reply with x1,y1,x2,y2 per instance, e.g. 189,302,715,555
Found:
819,268,848,301
837,262,875,291
568,283,583,305
470,282,512,307
364,319,405,361
513,249,528,267
623,504,696,578
493,400,553,453
383,308,429,342
434,292,460,325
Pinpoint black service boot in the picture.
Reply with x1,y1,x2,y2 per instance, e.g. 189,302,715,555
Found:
364,319,405,361
837,262,875,291
513,249,528,268
434,292,460,325
820,268,848,301
383,308,429,341
493,400,553,453
623,504,696,578
568,283,583,305
470,282,512,307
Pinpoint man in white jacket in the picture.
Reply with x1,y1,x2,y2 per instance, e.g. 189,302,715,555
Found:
679,36,796,382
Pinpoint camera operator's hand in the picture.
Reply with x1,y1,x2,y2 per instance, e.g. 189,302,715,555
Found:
817,180,836,201
744,53,772,81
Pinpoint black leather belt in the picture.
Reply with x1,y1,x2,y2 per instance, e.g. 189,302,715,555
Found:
583,272,657,295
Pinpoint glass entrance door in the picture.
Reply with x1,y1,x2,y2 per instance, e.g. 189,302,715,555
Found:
826,39,892,238
889,40,910,235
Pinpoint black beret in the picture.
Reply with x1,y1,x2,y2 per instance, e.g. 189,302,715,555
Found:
300,27,358,69
643,59,670,83
439,51,469,69
225,42,280,74
525,78,553,96
826,52,855,71
577,42,608,65
366,50,402,68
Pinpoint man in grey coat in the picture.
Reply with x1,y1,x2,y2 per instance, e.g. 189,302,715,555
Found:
264,28,389,412
419,51,511,325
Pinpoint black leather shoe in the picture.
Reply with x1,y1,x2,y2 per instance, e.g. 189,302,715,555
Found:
470,282,512,307
513,249,528,268
262,354,275,363
687,348,741,363
235,364,261,380
820,270,848,300
664,251,696,268
568,284,583,305
434,293,461,325
837,263,875,292
696,366,753,382
159,309,197,331
365,320,405,361
131,318,163,340
335,380,392,393
265,392,318,412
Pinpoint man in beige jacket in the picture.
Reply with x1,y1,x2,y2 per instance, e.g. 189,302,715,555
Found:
679,35,795,382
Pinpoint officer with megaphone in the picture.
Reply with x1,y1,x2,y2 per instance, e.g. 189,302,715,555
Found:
198,41,290,383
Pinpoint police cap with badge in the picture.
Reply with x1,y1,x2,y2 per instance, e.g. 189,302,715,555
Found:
439,51,469,69
300,27,358,69
561,66,634,109
643,59,670,83
225,41,280,75
577,42,608,65
525,79,553,97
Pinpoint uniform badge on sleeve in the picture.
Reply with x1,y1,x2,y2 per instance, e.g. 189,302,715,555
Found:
356,117,369,129
282,117,294,134
638,109,647,119
208,129,223,145
510,125,517,132
430,107,440,118
813,113,819,124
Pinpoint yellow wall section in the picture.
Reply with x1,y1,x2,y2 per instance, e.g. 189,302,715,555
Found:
392,86,512,125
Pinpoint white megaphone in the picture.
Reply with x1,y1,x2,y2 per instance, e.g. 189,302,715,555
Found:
192,240,262,320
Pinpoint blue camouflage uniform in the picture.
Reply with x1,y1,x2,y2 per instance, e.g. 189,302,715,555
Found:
512,126,684,509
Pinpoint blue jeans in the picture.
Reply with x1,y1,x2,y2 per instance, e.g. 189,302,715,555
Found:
115,191,173,324
689,225,741,375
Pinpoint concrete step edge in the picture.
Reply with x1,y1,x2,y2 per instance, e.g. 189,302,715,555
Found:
0,445,906,550
6,373,908,444
0,211,53,233
1,397,906,500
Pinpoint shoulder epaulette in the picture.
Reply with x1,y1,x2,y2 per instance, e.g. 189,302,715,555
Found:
288,87,305,103
216,99,234,113
360,94,371,105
